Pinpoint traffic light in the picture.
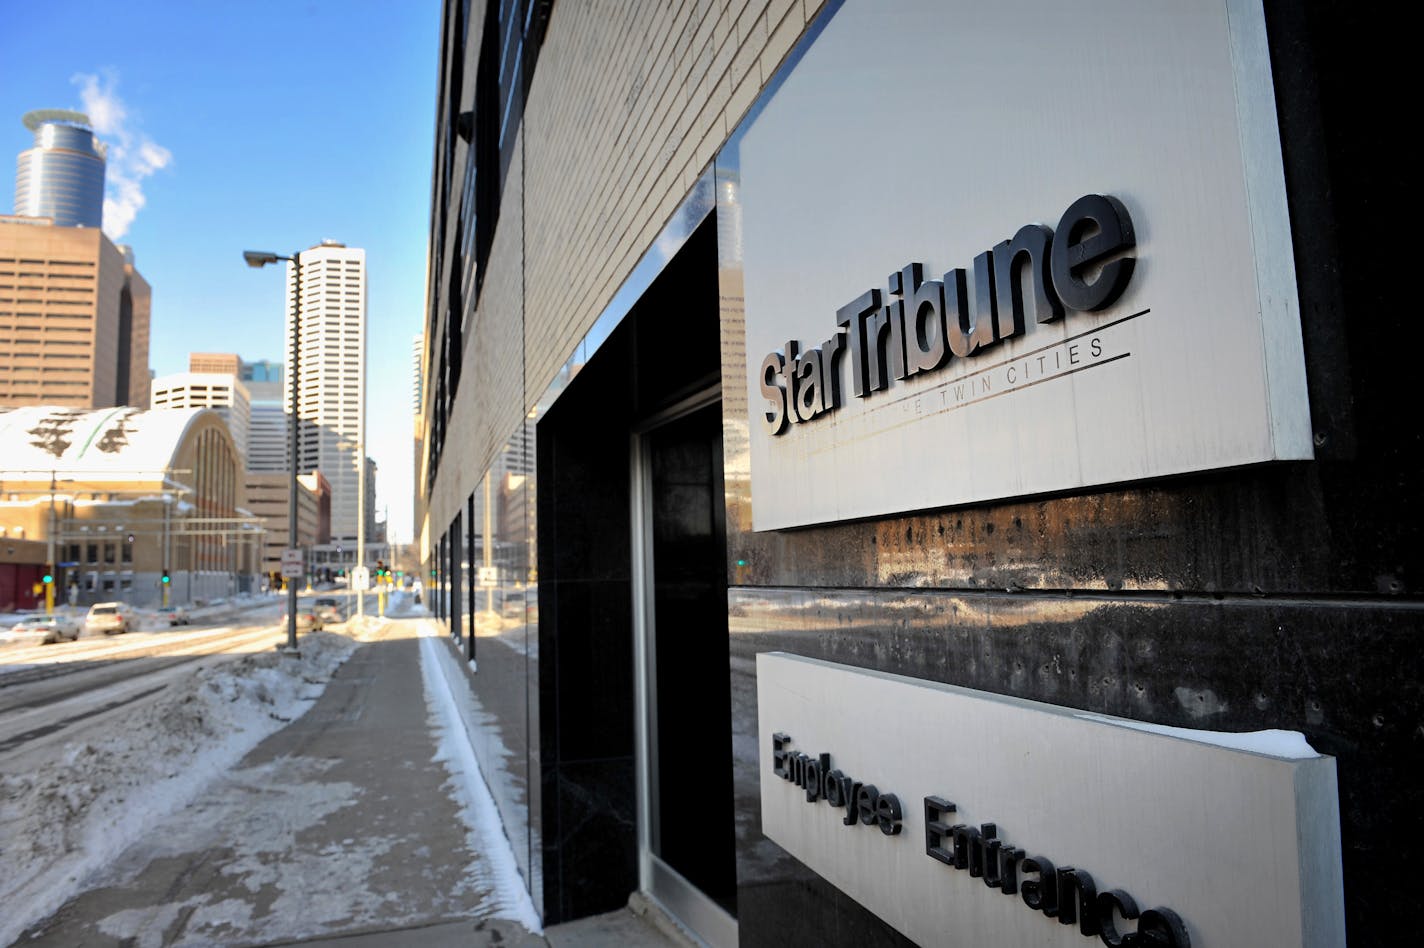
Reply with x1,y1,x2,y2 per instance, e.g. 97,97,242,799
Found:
42,564,54,585
161,570,171,585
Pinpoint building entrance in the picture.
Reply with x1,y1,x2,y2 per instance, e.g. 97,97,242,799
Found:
634,394,737,947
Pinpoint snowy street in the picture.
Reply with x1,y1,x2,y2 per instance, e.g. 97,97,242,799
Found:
0,604,542,947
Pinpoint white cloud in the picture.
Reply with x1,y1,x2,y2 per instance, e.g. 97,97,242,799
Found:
71,72,171,241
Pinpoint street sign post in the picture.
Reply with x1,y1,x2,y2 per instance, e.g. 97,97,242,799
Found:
351,565,371,591
280,548,304,580
478,566,498,587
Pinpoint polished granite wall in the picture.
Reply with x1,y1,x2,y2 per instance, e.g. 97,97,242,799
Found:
534,219,723,925
712,2,1421,943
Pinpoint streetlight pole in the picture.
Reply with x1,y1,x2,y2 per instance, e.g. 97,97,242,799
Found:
46,471,57,616
244,248,303,654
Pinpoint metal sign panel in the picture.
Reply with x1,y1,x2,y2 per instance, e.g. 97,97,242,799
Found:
477,566,498,587
279,548,303,579
350,566,370,591
757,653,1344,947
739,0,1311,530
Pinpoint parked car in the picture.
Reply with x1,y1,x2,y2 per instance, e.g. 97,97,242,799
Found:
312,597,344,624
156,605,190,626
9,614,82,644
85,602,134,635
280,610,324,632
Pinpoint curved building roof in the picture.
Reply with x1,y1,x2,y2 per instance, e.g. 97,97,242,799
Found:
0,406,214,478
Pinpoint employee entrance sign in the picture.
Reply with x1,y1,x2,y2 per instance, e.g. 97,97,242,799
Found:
758,653,1345,947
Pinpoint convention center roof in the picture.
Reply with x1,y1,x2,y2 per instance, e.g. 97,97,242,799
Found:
0,406,212,480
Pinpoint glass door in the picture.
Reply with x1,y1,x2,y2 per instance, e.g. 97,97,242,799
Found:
633,396,737,946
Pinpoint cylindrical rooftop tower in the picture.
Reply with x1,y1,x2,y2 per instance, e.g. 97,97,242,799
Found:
15,109,106,228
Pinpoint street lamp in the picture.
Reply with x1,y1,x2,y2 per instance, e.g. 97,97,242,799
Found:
244,247,302,655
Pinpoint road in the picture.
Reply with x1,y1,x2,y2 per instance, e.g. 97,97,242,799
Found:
0,600,292,770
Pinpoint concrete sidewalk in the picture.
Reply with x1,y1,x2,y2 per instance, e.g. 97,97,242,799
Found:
270,893,692,947
18,619,684,946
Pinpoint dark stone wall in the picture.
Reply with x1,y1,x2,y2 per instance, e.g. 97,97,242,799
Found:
535,219,721,924
536,324,638,925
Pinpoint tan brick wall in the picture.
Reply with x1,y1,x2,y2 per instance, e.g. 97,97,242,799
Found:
523,0,824,404
431,127,526,524
427,0,827,533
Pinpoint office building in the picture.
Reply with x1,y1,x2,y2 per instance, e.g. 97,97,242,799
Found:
416,2,1416,945
0,215,150,408
244,470,326,584
240,358,286,473
14,110,105,229
189,352,241,376
284,241,366,542
412,331,424,558
150,371,251,462
411,333,423,413
118,247,150,409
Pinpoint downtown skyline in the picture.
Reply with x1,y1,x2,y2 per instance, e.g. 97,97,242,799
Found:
0,1,440,542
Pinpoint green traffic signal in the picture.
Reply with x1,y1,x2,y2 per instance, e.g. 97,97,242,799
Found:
161,572,171,584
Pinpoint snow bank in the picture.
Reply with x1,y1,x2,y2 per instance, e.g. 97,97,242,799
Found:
0,631,362,946
417,622,541,933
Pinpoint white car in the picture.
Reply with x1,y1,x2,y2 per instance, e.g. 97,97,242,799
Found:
156,605,190,626
85,602,135,635
9,614,82,644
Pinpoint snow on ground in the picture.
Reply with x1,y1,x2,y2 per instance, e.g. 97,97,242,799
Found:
417,620,542,933
0,630,362,947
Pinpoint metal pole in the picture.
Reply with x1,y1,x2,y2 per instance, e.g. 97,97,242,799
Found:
483,474,493,615
46,471,56,616
286,252,301,652
162,490,170,608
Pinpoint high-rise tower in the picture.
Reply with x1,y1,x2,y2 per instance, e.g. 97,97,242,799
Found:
240,358,286,473
284,241,366,543
14,110,106,228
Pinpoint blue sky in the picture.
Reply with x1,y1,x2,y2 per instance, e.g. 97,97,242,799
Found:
1,1,441,542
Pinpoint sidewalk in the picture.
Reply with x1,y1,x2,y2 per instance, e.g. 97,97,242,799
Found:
16,617,684,947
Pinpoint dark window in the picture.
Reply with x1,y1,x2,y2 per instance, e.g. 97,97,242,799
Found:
469,0,552,301
427,1,551,487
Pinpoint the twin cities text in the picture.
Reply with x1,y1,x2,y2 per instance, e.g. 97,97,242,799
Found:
758,193,1137,434
771,733,1189,947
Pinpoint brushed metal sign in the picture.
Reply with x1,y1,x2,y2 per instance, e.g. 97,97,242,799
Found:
758,652,1345,947
739,0,1311,530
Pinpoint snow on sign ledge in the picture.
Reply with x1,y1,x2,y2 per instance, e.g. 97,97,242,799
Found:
1070,713,1322,759
757,652,1346,948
